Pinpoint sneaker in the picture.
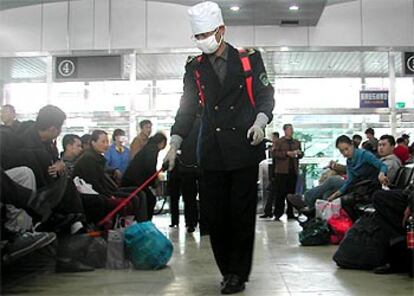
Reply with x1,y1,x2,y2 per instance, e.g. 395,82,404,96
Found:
287,194,306,211
3,232,56,263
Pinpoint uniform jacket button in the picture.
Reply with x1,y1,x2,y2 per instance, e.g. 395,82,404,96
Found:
216,128,221,132
230,106,234,110
232,127,236,131
239,85,243,89
214,106,219,110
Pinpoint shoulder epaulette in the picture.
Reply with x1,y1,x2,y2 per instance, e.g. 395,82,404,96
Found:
247,48,256,55
186,54,203,66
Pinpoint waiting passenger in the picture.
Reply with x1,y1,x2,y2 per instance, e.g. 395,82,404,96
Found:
364,127,378,154
122,132,167,220
1,104,21,132
104,129,130,174
272,124,303,220
80,134,92,151
61,134,83,177
328,135,389,220
130,119,152,159
352,134,363,148
394,137,410,165
377,135,401,182
73,130,148,223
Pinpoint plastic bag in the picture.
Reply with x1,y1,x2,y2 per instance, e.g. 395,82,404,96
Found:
328,209,353,244
124,221,173,270
73,177,99,195
315,198,341,221
106,218,130,269
58,234,107,268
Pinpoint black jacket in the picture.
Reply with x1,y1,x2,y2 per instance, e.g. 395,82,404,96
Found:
171,43,275,171
121,142,160,188
72,149,117,196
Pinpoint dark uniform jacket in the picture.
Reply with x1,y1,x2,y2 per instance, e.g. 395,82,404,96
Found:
273,137,303,175
171,43,275,171
73,149,117,196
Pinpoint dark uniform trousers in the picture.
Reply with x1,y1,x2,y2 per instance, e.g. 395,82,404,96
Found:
204,165,259,281
274,173,297,218
169,172,199,228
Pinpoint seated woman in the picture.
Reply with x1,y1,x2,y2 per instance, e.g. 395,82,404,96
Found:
73,130,147,224
122,133,167,220
327,135,389,220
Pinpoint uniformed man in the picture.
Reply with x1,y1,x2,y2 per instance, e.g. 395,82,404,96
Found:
163,1,275,294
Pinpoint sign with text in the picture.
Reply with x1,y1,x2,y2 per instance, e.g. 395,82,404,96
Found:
360,90,389,108
54,55,122,81
404,52,414,76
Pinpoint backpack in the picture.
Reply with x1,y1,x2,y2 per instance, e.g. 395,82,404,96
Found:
333,212,388,270
194,49,256,107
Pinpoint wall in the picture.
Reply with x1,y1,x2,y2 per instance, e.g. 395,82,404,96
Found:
0,0,413,55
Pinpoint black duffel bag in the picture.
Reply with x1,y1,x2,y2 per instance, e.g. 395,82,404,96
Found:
333,212,388,270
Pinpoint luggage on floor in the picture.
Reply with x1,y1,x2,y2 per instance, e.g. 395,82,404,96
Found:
124,221,173,270
299,218,331,246
58,234,107,269
333,212,388,270
106,217,131,270
328,209,353,244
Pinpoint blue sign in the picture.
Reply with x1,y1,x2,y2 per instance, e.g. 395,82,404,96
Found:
360,90,389,108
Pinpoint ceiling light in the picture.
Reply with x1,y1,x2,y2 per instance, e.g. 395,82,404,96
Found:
289,5,299,11
281,46,289,51
230,6,240,12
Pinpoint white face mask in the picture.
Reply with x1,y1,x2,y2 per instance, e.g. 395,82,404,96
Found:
195,30,223,54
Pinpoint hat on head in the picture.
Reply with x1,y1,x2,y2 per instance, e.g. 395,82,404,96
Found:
188,1,224,35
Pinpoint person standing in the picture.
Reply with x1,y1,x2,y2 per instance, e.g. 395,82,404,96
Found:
260,131,280,219
163,2,275,293
272,124,303,220
130,120,152,159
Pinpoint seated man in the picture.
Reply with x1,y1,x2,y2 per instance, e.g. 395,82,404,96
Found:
122,132,167,220
73,130,148,223
377,135,401,183
61,134,83,177
0,106,87,235
104,129,130,175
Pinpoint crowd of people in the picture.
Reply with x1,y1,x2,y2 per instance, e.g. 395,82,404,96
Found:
0,104,177,272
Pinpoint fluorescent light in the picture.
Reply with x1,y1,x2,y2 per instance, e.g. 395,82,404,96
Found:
289,5,299,11
281,46,289,51
230,6,240,12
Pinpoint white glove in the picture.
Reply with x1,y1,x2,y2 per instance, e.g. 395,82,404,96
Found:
247,113,269,146
163,135,183,171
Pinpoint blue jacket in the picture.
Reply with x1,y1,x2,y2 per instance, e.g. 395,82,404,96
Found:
104,144,130,174
339,148,388,194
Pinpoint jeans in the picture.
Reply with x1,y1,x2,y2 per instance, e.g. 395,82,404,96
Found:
304,175,345,209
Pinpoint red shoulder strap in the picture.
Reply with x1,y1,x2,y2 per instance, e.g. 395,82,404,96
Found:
238,49,255,108
194,55,205,106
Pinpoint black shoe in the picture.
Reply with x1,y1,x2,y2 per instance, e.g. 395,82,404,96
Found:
187,227,196,233
273,216,282,221
221,274,246,294
56,258,95,273
200,231,210,236
259,214,273,219
373,263,393,274
3,232,56,263
287,214,296,220
220,274,230,287
169,224,178,228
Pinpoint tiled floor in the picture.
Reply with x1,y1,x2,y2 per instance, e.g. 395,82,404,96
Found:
3,215,414,295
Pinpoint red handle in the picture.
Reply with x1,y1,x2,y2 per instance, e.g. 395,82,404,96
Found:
97,168,164,226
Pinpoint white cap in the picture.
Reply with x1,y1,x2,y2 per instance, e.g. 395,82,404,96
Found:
188,1,224,35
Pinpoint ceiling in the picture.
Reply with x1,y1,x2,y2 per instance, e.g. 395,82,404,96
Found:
0,0,357,26
1,50,405,82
